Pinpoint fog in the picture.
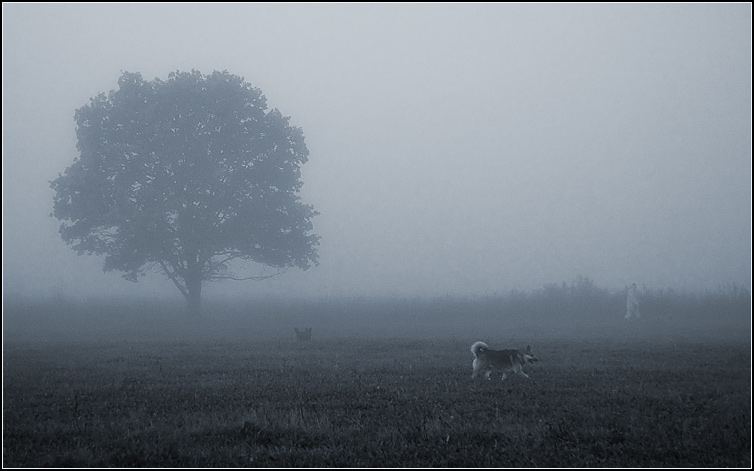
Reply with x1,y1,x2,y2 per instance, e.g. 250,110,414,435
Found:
2,3,751,303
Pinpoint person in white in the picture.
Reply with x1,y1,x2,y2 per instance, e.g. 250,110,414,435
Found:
625,282,641,319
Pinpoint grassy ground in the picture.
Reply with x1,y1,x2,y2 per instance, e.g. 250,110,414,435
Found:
2,296,751,467
2,337,750,466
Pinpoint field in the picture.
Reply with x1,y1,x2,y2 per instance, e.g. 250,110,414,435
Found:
3,291,751,467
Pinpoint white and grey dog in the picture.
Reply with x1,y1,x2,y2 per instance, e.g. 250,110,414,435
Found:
470,341,538,381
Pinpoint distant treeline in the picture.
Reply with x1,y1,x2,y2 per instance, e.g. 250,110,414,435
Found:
3,277,750,343
6,276,751,321
297,276,751,321
505,276,751,321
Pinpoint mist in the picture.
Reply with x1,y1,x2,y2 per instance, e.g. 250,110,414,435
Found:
2,4,751,303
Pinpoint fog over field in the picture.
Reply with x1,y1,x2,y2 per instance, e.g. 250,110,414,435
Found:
2,3,751,304
2,8,751,466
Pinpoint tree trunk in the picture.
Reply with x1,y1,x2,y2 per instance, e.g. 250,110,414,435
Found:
185,264,203,317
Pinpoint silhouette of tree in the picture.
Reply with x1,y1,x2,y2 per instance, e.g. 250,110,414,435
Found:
51,70,319,316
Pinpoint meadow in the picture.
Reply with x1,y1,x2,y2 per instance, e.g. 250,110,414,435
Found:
3,285,751,467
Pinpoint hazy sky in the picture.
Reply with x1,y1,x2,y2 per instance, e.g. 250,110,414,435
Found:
2,3,751,300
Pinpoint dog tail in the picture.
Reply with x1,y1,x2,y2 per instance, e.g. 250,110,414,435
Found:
470,341,489,358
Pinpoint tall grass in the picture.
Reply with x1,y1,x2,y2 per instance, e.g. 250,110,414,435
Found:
3,279,750,466
3,337,750,467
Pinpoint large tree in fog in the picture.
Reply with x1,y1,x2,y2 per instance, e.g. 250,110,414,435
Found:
51,70,319,316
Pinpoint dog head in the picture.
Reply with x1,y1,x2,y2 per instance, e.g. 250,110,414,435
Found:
523,345,538,363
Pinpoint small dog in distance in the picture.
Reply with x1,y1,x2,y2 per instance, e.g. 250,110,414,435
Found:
294,327,312,342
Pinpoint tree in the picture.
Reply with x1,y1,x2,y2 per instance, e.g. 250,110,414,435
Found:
51,70,319,316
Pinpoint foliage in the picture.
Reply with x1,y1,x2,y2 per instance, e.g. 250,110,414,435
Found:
50,70,319,315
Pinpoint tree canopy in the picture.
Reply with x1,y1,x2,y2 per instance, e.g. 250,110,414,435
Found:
51,70,319,315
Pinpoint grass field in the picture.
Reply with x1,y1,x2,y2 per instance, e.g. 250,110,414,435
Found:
3,293,751,467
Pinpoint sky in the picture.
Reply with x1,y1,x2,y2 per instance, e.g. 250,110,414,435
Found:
2,3,752,301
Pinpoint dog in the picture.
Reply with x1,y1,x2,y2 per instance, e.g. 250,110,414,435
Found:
294,327,312,342
470,341,538,381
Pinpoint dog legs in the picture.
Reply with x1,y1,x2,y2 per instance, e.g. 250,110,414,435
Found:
471,359,479,379
510,359,530,380
501,371,531,381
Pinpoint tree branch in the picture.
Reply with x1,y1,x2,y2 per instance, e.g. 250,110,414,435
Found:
206,267,287,282
159,260,188,298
